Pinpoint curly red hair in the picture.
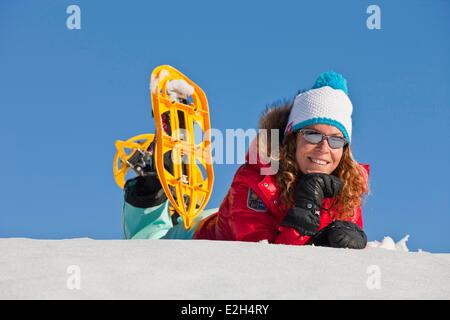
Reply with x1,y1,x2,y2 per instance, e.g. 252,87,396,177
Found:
276,133,369,219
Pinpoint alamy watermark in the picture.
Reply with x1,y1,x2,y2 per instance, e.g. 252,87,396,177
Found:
66,265,82,290
169,127,280,175
66,5,81,30
366,5,381,30
366,265,381,290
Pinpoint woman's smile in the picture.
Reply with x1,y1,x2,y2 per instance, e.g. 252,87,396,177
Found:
308,157,330,166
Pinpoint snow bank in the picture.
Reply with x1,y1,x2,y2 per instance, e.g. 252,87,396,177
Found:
367,235,412,252
0,238,449,300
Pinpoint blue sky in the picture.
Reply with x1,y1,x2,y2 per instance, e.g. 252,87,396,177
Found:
0,0,449,252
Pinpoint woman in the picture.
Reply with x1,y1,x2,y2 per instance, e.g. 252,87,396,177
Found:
123,71,369,249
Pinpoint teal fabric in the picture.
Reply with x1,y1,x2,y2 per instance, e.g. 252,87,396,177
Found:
162,207,218,239
312,71,348,94
123,200,172,239
123,199,217,240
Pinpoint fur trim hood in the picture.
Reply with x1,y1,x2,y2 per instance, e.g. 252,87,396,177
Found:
245,100,293,166
258,100,293,146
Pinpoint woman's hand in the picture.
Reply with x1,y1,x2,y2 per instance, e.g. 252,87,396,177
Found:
294,173,342,208
309,220,368,249
281,173,342,236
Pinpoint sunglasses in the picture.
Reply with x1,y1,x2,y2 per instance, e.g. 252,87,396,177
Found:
299,129,348,149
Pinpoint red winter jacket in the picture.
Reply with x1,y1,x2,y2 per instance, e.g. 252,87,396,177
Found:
193,154,369,245
193,103,369,245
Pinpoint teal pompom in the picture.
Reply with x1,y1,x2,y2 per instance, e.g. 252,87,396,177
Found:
312,71,348,94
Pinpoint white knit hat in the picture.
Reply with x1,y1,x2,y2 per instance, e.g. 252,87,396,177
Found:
285,72,353,142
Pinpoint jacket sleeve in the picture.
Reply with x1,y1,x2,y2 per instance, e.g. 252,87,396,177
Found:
352,206,364,229
331,163,370,229
350,163,370,229
223,169,311,246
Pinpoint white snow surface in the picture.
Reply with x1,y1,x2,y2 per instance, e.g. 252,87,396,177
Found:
0,238,449,300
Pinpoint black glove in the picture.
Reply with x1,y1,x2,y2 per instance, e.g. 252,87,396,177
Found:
309,220,367,249
124,175,167,208
124,139,175,209
281,173,342,236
